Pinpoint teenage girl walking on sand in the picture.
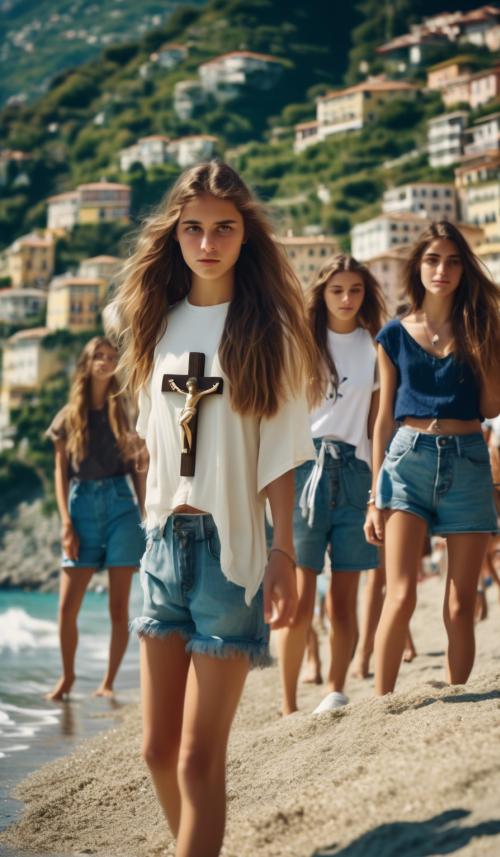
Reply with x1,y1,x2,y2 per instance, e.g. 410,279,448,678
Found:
115,161,318,857
46,336,145,700
276,254,385,715
365,221,500,694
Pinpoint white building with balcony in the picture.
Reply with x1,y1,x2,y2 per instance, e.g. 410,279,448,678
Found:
382,182,457,221
198,51,283,102
464,113,500,157
119,135,170,171
351,213,430,261
168,135,218,168
46,191,79,230
427,111,468,167
0,288,47,324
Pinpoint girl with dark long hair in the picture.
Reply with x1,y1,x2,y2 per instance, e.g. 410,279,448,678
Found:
365,221,500,694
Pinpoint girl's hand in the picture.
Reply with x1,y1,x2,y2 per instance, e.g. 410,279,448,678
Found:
263,550,298,629
364,506,384,545
61,521,79,561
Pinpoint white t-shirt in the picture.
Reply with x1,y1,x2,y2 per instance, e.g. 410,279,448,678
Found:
137,297,314,605
310,326,378,467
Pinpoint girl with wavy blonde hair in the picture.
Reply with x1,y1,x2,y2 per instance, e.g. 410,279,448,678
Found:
45,336,146,701
114,160,317,857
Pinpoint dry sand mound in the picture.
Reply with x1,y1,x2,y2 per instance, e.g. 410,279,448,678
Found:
2,576,500,857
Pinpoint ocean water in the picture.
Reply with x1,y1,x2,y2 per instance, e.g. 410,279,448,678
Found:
0,580,142,836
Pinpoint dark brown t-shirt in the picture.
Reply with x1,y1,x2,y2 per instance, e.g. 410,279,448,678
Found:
46,404,131,480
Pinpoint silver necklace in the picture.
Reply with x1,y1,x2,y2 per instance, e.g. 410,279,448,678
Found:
423,314,449,348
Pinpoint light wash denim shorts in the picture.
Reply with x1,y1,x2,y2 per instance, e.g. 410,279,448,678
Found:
131,514,270,667
376,427,498,534
63,475,144,569
294,439,379,573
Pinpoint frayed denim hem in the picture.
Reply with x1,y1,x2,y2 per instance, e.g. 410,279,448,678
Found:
186,638,272,669
129,616,191,640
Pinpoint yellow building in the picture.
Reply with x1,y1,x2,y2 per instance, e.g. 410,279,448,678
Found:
77,182,131,225
455,153,500,243
6,232,55,289
278,235,339,286
295,79,417,152
0,327,62,418
46,275,106,332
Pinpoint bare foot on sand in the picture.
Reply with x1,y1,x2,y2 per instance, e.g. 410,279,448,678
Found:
402,645,417,663
45,675,75,701
92,684,115,698
302,669,323,685
351,658,370,679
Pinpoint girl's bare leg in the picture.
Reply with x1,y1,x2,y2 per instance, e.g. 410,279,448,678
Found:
352,566,385,678
275,567,317,714
46,567,94,700
141,634,190,835
176,652,249,857
326,571,361,693
303,624,322,684
443,533,490,684
374,511,428,695
94,567,135,696
402,628,417,662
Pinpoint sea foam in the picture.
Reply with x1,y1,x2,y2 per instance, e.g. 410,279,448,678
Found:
0,608,59,653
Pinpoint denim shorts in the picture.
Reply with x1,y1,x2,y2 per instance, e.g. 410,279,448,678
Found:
294,439,379,573
376,427,498,535
131,514,270,667
63,475,144,569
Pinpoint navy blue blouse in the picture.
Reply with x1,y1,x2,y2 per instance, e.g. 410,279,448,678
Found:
376,319,481,422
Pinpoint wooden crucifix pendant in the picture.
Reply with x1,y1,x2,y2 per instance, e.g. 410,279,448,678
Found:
162,352,223,476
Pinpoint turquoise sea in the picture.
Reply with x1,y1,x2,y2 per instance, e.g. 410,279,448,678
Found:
0,580,142,842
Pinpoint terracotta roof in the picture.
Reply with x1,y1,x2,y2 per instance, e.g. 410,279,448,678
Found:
78,182,130,191
10,233,53,249
46,191,78,203
0,149,31,161
376,29,448,54
170,135,218,144
454,151,500,172
200,50,282,66
455,5,499,26
0,288,47,299
318,79,417,101
49,276,104,291
8,326,50,343
80,255,122,265
295,120,319,130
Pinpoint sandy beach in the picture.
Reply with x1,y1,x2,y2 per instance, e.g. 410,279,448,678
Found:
2,573,500,857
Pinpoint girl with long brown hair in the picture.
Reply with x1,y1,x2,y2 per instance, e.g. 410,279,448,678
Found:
45,336,146,700
276,254,386,716
115,161,317,857
365,221,500,694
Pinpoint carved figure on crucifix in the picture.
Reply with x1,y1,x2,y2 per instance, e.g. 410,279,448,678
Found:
169,376,220,452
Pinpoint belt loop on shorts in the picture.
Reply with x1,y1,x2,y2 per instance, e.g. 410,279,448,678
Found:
410,431,420,451
454,435,463,456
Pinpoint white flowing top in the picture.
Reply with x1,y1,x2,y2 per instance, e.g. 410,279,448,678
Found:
137,297,314,604
309,327,378,467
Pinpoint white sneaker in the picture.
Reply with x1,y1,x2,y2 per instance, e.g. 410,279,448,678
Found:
312,691,349,714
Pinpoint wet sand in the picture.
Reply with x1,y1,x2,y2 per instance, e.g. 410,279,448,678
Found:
2,575,500,857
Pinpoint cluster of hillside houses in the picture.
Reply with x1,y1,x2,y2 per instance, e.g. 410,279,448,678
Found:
0,4,499,445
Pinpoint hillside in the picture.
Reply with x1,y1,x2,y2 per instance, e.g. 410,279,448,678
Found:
0,0,205,106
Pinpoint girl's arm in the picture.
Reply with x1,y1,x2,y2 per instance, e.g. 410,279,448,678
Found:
54,440,79,561
130,465,147,520
479,362,500,420
367,389,380,440
364,346,397,546
264,469,298,629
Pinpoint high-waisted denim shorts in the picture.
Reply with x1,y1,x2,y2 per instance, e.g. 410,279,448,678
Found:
131,514,270,667
376,427,497,534
63,475,144,569
294,439,379,573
